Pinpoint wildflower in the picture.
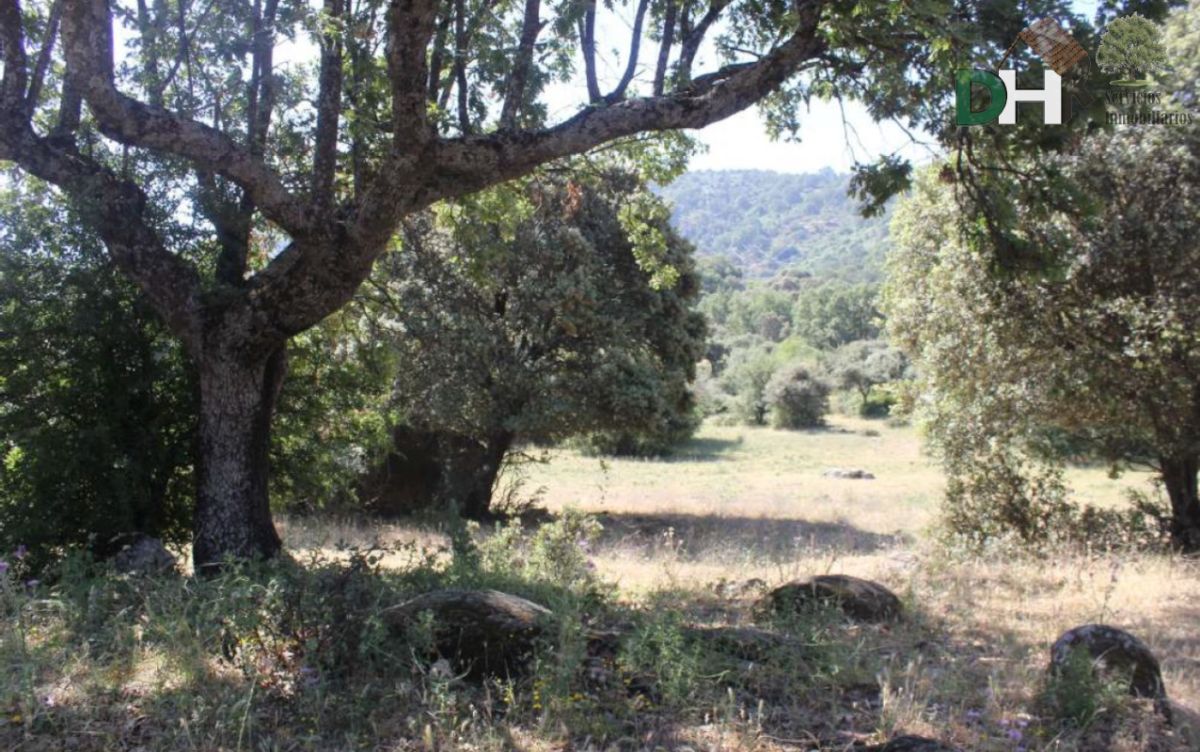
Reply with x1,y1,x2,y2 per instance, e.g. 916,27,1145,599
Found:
1007,728,1023,742
13,545,27,560
0,560,8,576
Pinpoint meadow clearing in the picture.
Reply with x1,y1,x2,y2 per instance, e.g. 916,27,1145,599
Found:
268,417,1200,751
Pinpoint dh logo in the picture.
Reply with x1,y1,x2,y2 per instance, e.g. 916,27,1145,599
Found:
955,69,1063,126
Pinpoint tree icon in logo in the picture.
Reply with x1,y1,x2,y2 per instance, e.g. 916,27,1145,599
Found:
1097,13,1168,86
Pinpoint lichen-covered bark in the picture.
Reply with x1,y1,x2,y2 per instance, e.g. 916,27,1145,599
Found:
192,346,286,570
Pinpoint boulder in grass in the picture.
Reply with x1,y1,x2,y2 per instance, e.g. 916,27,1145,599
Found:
822,468,875,479
382,589,552,677
112,535,177,576
764,574,902,622
1050,624,1169,717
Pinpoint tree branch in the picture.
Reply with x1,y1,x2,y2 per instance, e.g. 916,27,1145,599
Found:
435,12,824,194
313,0,344,207
499,0,540,128
60,0,314,237
580,2,600,103
607,0,649,103
24,0,62,117
386,0,438,148
679,0,729,80
653,0,676,96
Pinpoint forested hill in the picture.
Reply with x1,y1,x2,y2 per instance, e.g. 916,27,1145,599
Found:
658,169,891,280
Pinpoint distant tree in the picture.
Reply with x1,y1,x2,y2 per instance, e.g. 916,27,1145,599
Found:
886,120,1200,551
358,173,705,518
1097,13,1168,80
721,344,778,426
826,339,909,411
791,281,881,350
765,363,830,429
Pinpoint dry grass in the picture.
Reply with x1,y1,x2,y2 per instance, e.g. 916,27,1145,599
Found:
275,416,1199,749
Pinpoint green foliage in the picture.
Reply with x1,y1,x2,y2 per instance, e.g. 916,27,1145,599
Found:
370,171,706,468
659,170,892,281
887,112,1200,548
271,313,396,512
791,281,882,349
1097,13,1169,79
1042,646,1135,729
0,187,194,565
765,364,830,430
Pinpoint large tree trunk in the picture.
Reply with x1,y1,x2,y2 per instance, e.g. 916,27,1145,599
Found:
192,346,286,571
1160,454,1200,553
440,431,513,520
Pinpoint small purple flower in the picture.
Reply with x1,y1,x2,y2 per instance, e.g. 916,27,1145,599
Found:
1007,729,1023,742
25,579,39,590
965,709,983,721
0,560,8,576
13,545,27,560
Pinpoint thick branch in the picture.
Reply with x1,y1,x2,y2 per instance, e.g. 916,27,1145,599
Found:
453,0,469,133
60,0,313,237
580,3,600,103
386,0,437,148
607,0,649,102
0,0,28,111
313,0,344,207
653,0,676,96
0,116,203,345
499,0,540,128
679,0,729,80
436,14,824,193
25,0,62,116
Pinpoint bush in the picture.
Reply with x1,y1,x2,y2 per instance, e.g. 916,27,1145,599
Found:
942,450,1170,551
858,390,895,418
0,194,195,568
765,363,830,429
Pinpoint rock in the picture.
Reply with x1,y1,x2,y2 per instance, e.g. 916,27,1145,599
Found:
763,574,902,622
112,535,177,576
382,589,553,676
822,468,875,479
1049,624,1169,715
869,736,960,752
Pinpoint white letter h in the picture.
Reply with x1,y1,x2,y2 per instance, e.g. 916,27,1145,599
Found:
998,69,1062,125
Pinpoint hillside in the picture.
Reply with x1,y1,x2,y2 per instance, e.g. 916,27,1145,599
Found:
658,169,891,280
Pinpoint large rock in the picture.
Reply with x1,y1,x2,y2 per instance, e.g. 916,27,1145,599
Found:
112,535,177,576
1049,624,1169,715
763,575,902,622
383,589,552,676
822,468,875,479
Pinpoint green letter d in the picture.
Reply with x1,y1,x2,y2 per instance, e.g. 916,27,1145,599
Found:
955,69,1007,126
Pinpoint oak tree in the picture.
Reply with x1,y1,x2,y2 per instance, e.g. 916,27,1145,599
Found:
0,0,947,568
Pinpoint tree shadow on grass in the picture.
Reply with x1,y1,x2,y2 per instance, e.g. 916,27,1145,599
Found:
591,510,909,562
655,435,745,462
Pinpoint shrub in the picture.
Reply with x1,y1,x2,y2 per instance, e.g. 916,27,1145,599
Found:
765,363,830,429
942,450,1170,551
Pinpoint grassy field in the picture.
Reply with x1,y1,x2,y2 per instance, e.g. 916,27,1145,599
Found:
275,417,1199,749
5,417,1198,751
